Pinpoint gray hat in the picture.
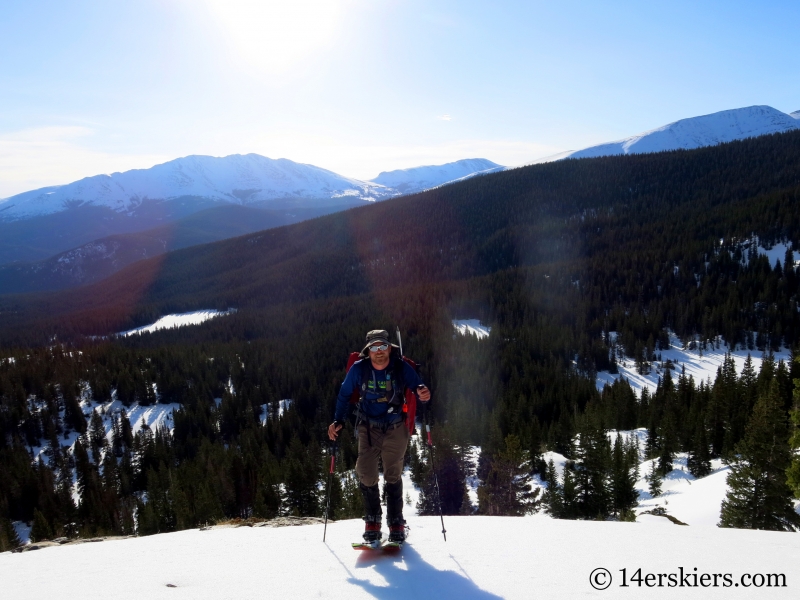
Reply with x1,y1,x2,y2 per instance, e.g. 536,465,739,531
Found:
361,329,398,355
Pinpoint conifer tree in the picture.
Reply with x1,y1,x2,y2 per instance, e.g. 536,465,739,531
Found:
29,507,53,542
610,434,638,517
574,415,611,519
333,471,363,520
477,435,539,516
89,409,107,465
418,440,471,516
0,517,22,552
787,404,800,498
282,436,320,517
719,380,800,531
542,459,563,517
687,418,712,478
647,462,663,498
656,411,678,476
560,463,579,519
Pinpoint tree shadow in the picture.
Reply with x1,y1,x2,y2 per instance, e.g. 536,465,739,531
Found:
346,543,503,599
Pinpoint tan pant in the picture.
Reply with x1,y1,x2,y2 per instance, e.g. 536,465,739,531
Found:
355,422,409,487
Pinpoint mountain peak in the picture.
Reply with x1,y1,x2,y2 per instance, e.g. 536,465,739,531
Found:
0,154,505,222
558,105,800,161
369,158,503,194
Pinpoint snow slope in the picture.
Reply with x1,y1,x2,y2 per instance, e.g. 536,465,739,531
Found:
370,159,502,194
118,309,235,336
452,319,492,339
559,105,800,161
2,515,798,599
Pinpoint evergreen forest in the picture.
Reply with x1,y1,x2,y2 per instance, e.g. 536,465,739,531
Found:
3,131,800,549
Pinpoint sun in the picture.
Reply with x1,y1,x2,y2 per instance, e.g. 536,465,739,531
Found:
203,0,348,75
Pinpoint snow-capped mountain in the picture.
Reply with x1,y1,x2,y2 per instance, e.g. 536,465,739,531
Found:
536,105,800,163
369,158,502,194
0,155,508,223
0,154,397,221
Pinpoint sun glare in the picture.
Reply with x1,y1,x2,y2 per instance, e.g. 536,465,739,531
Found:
204,0,347,75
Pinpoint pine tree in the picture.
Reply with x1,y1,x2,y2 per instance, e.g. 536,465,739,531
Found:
477,435,539,516
647,462,663,498
656,412,677,476
29,508,53,542
610,434,638,517
719,380,800,531
787,355,800,498
541,459,563,517
573,415,611,519
282,436,320,517
418,442,471,516
0,517,22,552
560,463,580,519
88,409,107,465
687,418,712,478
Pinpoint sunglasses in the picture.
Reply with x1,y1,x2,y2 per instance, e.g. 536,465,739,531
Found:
369,343,390,352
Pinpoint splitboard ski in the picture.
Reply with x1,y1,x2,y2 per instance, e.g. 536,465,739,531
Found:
352,541,381,550
352,540,404,551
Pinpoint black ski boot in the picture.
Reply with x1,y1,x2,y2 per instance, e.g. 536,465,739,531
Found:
385,480,407,543
360,483,383,543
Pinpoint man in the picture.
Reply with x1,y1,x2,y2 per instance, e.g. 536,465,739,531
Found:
328,329,430,544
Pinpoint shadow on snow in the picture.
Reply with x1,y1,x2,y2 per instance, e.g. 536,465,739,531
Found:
326,542,503,599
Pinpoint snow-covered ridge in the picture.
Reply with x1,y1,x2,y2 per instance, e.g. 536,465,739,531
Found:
525,105,800,166
0,155,504,221
118,309,236,337
0,154,394,220
369,158,502,194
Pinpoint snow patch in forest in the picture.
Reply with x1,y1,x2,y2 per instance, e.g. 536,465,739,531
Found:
538,432,736,527
728,236,798,268
464,445,481,509
595,332,791,396
636,454,731,527
607,428,649,461
118,309,236,337
259,399,293,424
452,319,491,339
12,521,31,545
25,389,179,471
99,398,180,437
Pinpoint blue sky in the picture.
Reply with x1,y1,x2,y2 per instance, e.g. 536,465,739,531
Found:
0,0,798,197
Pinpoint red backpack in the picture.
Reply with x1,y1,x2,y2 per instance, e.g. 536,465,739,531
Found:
345,351,418,436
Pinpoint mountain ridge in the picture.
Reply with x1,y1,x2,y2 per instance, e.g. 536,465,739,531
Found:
539,105,800,163
0,155,507,222
369,158,501,193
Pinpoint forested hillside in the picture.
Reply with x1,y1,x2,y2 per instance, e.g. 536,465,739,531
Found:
2,131,800,548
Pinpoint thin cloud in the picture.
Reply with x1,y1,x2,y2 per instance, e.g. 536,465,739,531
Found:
437,114,453,121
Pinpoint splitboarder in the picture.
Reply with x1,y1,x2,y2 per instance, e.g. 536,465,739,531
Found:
328,329,430,547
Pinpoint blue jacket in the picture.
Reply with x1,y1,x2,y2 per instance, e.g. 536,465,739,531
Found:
334,357,424,424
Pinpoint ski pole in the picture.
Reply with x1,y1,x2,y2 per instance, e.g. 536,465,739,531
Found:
323,439,338,542
396,326,403,357
422,398,447,541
